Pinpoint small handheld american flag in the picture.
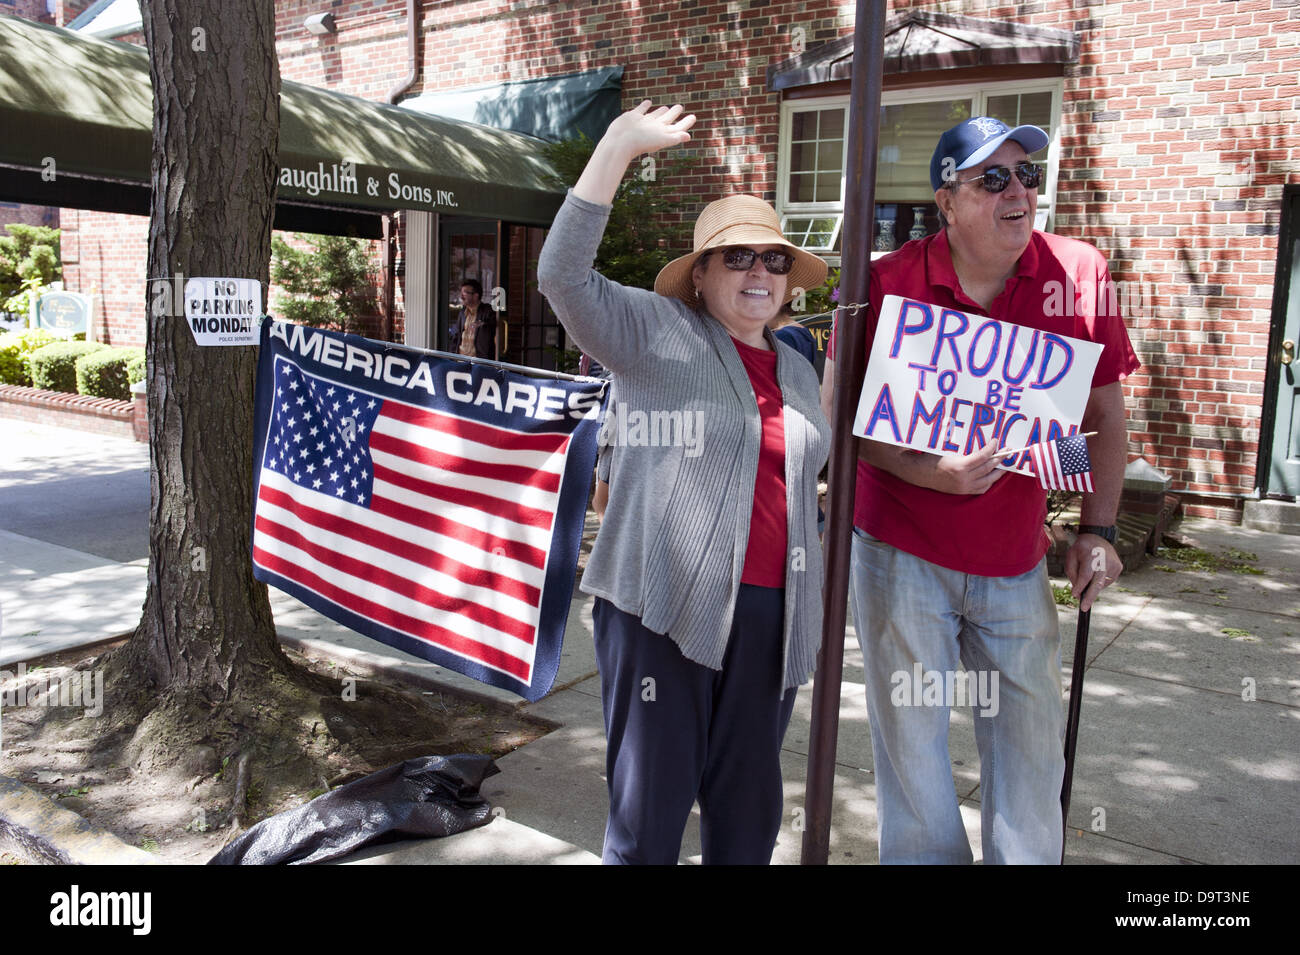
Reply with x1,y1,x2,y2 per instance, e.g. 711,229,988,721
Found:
1027,433,1094,492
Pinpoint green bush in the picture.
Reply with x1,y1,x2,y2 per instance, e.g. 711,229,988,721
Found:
125,350,146,386
0,327,59,385
28,340,104,393
76,347,143,400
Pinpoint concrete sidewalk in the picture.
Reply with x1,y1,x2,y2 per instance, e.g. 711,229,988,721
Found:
2,417,1298,864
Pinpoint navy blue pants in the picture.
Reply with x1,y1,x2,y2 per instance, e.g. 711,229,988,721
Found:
593,585,797,865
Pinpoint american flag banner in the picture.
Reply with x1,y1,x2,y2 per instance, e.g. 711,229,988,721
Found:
251,320,606,701
1027,433,1094,492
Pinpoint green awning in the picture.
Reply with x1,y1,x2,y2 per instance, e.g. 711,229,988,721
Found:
0,14,565,235
401,67,624,144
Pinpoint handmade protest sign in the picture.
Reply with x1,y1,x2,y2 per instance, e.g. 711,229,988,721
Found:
853,295,1103,476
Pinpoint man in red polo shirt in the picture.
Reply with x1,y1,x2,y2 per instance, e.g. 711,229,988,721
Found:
826,117,1140,863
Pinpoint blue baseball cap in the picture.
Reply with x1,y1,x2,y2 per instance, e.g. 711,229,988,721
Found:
929,117,1050,191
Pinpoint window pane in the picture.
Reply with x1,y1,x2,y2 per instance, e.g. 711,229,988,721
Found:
876,98,972,202
985,94,1019,128
790,111,812,142
792,142,817,174
986,92,1052,159
789,173,814,204
817,141,841,172
782,214,842,252
819,108,844,139
815,173,840,203
1018,92,1053,142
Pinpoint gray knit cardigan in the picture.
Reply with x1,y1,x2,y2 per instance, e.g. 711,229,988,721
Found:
538,191,830,690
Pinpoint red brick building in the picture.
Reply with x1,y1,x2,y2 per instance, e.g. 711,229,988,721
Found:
6,0,1300,521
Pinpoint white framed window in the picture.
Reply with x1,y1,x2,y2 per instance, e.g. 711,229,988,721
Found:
777,78,1064,264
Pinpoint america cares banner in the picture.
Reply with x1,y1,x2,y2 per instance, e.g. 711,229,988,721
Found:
251,320,605,701
853,295,1102,476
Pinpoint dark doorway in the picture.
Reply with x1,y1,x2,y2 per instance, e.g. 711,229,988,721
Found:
1260,184,1300,499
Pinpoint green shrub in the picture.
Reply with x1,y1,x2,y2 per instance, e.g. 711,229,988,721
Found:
76,347,143,400
125,350,146,385
28,340,104,393
0,327,59,386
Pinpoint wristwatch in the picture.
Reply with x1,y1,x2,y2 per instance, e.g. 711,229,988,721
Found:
1077,523,1117,544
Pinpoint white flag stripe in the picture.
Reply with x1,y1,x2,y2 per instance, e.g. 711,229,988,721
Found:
372,413,567,475
369,446,560,515
1032,444,1049,489
254,498,540,659
370,473,554,560
254,531,537,680
260,469,548,591
255,492,541,629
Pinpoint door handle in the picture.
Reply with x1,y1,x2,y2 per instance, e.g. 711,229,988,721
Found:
1283,339,1295,365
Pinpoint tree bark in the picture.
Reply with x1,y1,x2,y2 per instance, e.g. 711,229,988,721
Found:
128,0,286,694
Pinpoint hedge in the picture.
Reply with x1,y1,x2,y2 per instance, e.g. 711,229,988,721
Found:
76,347,144,400
28,340,104,393
125,350,146,386
0,328,59,386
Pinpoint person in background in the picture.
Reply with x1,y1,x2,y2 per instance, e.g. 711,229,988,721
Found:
449,279,499,359
537,101,830,865
769,308,817,369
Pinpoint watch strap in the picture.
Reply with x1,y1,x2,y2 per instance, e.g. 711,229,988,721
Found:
1078,523,1117,544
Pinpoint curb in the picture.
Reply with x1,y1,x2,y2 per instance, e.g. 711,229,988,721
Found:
0,774,161,865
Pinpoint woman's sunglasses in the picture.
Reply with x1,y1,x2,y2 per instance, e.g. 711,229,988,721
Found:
951,161,1044,193
717,246,795,275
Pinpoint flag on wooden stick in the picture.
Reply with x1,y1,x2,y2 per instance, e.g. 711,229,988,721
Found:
1026,433,1094,492
251,320,606,701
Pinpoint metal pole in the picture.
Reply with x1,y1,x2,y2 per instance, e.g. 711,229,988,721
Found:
1060,607,1091,864
801,0,887,865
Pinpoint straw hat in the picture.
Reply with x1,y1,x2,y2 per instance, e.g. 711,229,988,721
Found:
654,195,828,307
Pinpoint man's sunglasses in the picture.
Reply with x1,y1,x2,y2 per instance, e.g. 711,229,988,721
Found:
716,246,795,275
951,161,1044,193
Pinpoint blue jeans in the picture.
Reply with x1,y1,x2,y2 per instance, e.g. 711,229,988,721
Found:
849,528,1065,864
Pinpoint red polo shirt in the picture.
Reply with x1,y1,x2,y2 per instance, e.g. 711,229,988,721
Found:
829,228,1140,576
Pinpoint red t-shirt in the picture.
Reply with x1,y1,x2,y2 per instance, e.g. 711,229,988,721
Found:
732,336,788,588
829,228,1140,576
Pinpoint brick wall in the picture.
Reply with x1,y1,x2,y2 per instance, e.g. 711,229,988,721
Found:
59,208,150,347
0,0,52,22
0,202,58,230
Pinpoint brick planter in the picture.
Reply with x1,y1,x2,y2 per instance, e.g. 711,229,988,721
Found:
0,384,141,441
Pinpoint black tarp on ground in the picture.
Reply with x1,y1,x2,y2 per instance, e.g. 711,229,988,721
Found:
209,754,500,865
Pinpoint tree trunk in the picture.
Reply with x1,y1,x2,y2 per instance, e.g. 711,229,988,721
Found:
127,0,286,694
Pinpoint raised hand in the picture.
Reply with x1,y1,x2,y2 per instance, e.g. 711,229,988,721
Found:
602,100,696,161
574,101,697,205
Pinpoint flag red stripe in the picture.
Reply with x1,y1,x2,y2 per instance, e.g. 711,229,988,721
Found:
372,460,555,534
253,544,532,680
370,430,562,492
1030,443,1050,490
254,512,536,644
380,399,570,455
259,483,542,604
